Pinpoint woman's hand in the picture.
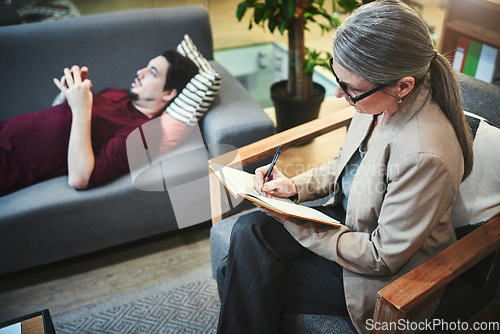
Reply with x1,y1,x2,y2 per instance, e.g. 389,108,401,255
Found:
254,164,297,199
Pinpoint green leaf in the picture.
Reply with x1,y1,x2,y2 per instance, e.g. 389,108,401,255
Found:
318,22,330,32
262,8,272,20
332,15,341,27
278,19,289,34
268,16,277,32
254,6,264,24
283,0,296,20
265,0,276,7
236,1,248,21
303,47,333,74
337,0,360,12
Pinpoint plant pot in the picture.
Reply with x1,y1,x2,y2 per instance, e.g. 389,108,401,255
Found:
271,80,326,133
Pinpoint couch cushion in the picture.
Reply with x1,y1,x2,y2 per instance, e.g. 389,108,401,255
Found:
448,111,500,289
451,111,500,228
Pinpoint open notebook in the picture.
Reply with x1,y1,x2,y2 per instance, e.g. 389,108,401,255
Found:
209,162,341,227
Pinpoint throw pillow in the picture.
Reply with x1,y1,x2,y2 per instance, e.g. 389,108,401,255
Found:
450,111,500,228
166,34,221,125
158,34,221,154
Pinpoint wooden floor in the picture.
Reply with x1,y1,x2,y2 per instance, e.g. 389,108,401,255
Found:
0,222,214,322
0,0,448,324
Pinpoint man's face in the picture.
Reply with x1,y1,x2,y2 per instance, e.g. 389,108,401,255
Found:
128,55,170,104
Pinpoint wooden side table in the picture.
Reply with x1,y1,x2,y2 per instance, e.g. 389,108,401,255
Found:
0,310,55,334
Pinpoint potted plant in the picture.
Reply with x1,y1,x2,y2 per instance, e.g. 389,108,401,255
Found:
236,0,359,132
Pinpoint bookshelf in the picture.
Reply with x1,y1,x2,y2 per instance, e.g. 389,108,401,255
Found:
439,0,500,55
440,0,500,83
439,0,500,54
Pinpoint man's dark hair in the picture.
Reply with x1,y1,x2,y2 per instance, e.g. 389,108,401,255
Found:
162,50,199,94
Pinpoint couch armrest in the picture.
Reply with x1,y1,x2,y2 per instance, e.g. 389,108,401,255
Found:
372,213,500,334
208,107,354,223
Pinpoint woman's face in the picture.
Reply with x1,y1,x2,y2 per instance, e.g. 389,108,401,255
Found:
331,59,398,116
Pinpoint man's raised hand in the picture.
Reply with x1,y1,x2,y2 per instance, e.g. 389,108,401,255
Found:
54,65,89,89
53,65,93,114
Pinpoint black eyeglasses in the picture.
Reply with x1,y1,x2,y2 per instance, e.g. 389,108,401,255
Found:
329,58,389,104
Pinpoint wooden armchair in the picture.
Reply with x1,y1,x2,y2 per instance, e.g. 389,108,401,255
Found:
208,106,500,333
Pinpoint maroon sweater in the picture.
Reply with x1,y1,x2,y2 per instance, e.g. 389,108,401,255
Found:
0,88,156,195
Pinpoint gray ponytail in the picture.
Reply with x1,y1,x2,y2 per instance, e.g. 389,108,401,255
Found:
429,53,473,180
334,0,473,180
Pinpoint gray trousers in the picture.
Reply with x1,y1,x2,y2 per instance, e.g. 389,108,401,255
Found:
216,206,352,333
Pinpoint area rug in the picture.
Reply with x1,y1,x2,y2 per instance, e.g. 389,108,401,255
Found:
52,268,220,334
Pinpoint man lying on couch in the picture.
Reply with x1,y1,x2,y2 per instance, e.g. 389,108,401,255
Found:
0,50,199,196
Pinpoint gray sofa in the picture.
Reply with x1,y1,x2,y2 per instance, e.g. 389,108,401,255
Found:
210,73,500,333
0,6,274,276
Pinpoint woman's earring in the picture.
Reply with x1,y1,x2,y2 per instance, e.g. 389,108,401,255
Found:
398,98,403,104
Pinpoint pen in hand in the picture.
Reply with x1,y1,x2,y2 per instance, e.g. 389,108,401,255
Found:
258,145,283,196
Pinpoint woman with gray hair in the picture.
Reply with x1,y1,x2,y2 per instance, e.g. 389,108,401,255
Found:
215,1,473,333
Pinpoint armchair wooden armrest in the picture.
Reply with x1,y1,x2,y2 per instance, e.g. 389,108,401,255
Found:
209,107,354,224
373,213,500,334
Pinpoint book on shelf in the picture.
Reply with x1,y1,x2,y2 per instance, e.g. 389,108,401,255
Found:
452,35,470,73
476,44,499,83
462,40,483,77
453,36,499,84
209,162,342,227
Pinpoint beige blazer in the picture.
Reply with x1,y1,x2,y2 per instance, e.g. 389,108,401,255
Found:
284,85,464,333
